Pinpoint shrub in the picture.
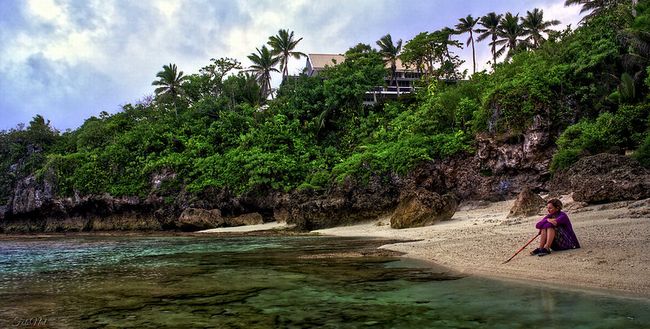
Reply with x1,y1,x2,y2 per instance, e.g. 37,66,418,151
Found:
550,148,582,172
331,131,472,183
633,133,650,168
551,104,650,171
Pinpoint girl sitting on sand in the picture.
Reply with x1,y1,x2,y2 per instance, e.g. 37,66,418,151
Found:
531,199,581,256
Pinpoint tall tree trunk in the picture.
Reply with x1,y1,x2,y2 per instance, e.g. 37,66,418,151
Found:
470,32,476,74
491,34,497,69
392,62,399,96
282,59,289,82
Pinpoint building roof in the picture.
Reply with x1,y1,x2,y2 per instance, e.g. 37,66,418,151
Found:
393,58,415,72
307,53,416,72
307,54,346,70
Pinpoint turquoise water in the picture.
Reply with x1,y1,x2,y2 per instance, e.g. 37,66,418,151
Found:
0,235,648,328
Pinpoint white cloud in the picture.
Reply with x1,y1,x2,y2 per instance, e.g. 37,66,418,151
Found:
153,0,181,18
541,1,583,29
26,0,66,25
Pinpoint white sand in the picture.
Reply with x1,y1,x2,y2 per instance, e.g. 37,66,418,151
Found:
198,222,292,233
315,198,650,298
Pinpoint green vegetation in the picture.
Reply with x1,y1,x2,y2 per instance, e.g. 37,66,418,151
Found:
1,1,648,206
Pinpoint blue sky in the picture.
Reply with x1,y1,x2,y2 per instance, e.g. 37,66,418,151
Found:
0,0,582,131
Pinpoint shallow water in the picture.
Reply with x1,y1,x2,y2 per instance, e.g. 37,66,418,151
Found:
0,235,648,328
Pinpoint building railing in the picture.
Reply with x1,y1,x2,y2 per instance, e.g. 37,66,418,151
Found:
368,86,415,93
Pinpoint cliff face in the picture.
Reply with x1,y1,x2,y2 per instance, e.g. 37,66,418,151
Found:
2,119,645,233
0,175,164,233
431,116,555,201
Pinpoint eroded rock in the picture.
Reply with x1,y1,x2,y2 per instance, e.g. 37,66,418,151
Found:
507,188,545,218
390,190,457,229
11,175,54,214
226,212,264,226
177,208,223,231
549,154,650,203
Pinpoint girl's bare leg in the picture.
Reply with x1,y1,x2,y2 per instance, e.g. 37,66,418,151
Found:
539,228,547,248
543,228,555,250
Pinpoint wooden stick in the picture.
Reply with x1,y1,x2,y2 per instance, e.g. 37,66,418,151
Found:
502,231,541,264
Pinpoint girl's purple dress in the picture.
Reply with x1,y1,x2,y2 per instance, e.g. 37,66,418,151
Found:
535,211,581,251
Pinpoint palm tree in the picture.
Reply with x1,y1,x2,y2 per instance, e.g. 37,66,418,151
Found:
152,63,187,101
494,12,525,60
564,0,628,22
376,33,403,93
455,14,480,74
267,29,307,81
247,45,280,100
521,8,561,48
476,12,503,69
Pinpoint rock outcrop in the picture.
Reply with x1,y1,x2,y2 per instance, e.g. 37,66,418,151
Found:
285,175,400,230
11,175,55,214
177,208,223,231
549,153,650,204
1,213,164,233
425,118,556,202
226,212,264,226
0,172,162,233
507,188,546,218
476,117,553,175
390,190,457,229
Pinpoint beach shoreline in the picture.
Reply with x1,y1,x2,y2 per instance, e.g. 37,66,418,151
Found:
13,197,646,300
314,198,650,300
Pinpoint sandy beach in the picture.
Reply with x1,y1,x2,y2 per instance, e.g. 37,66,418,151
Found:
313,197,650,299
200,196,650,298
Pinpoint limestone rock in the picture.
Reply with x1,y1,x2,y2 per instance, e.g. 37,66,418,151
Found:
11,175,54,214
273,208,290,223
558,193,588,212
286,174,400,230
150,170,177,191
177,208,223,231
226,212,264,227
390,190,457,229
507,188,545,218
476,116,554,175
549,153,650,204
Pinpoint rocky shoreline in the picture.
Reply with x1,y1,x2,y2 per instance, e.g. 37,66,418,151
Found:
2,137,649,234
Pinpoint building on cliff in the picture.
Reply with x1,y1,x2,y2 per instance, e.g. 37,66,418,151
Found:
304,53,424,104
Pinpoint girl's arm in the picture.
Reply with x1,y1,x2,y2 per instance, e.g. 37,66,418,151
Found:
536,216,551,229
548,212,569,226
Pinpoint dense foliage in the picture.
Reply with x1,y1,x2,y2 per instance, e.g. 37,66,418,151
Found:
1,1,648,205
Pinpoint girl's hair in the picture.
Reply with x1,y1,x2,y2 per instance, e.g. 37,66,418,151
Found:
547,198,563,210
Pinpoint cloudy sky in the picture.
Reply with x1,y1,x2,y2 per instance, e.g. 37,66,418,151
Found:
0,0,583,131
